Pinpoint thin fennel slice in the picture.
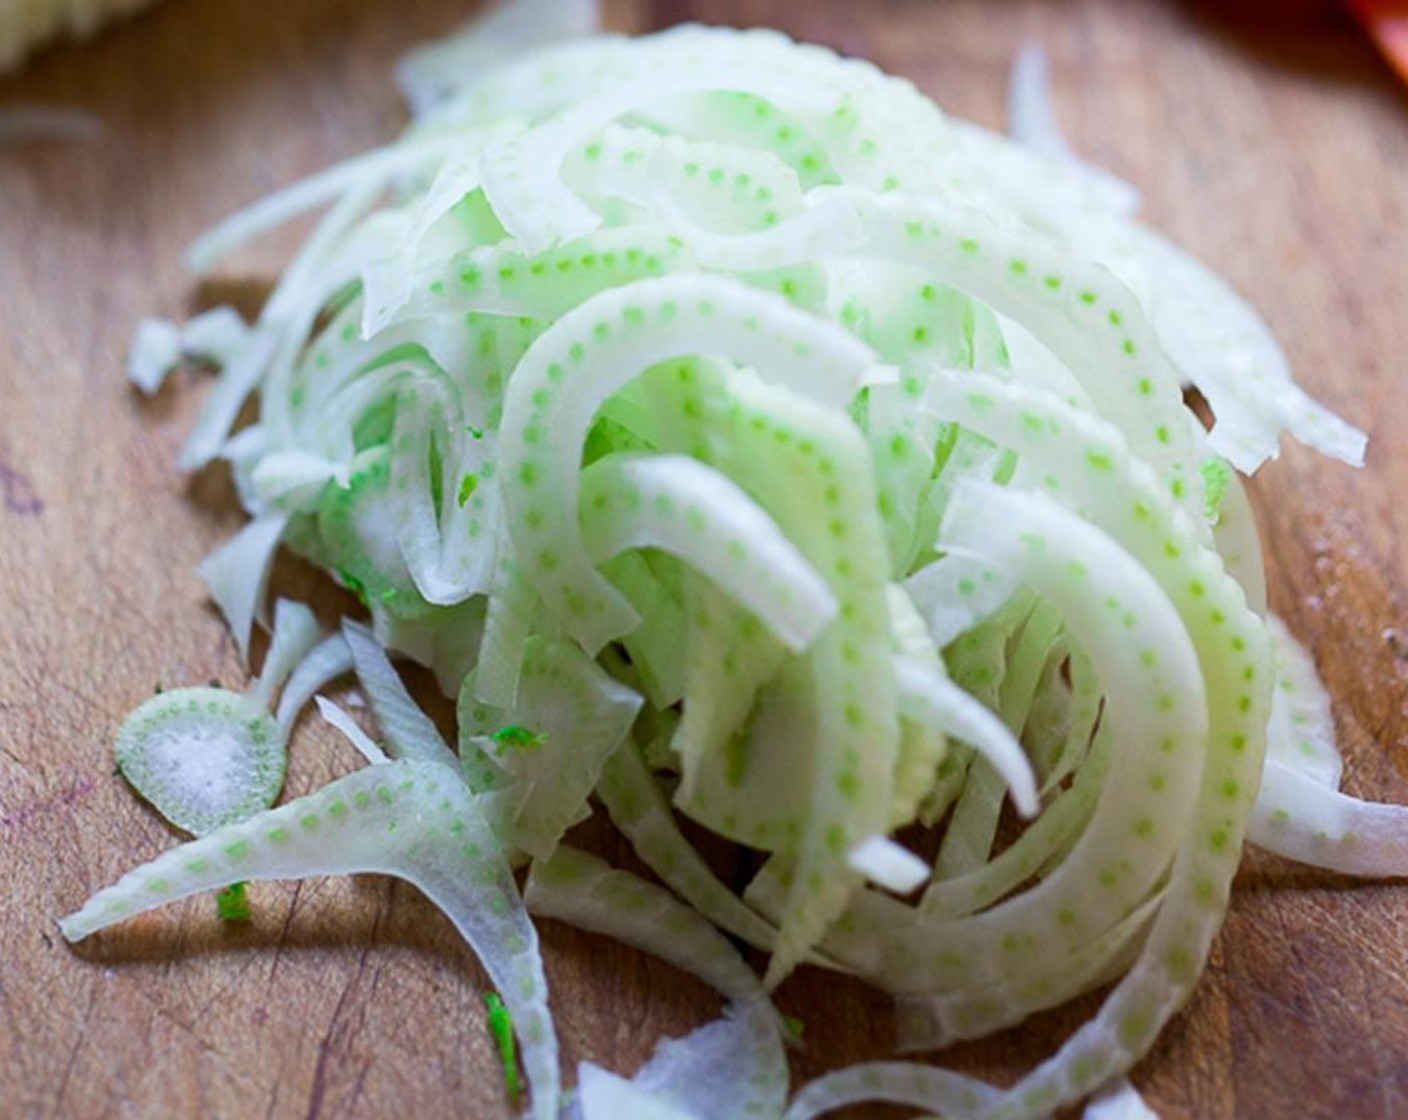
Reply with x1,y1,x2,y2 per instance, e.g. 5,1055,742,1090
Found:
1260,614,1340,788
785,1062,1000,1120
127,318,181,395
576,1067,696,1120
197,512,288,661
180,178,384,471
1082,1079,1160,1120
1117,224,1366,473
894,658,1038,820
114,687,284,837
458,636,641,859
314,695,390,766
1007,43,1073,164
580,1007,784,1120
401,226,687,324
526,845,787,1120
1249,762,1408,876
578,451,838,652
722,371,899,989
184,136,458,274
61,759,560,1120
846,835,930,895
497,271,878,653
396,0,601,119
249,598,322,709
1005,44,1140,214
342,619,458,768
275,633,353,738
894,884,1165,1050
596,736,793,956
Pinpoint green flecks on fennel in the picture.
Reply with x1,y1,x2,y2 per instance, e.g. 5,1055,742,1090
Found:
492,725,547,756
216,881,251,923
485,990,522,1101
1199,457,1233,522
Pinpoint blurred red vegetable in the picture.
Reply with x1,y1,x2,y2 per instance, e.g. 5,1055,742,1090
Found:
1350,0,1408,84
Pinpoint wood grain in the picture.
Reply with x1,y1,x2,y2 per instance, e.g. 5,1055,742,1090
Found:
2,1,1407,1117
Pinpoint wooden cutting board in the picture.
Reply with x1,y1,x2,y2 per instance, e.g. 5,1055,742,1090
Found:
4,1,1408,1116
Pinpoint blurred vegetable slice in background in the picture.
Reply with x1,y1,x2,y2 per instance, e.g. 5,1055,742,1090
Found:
1350,0,1408,84
0,0,156,74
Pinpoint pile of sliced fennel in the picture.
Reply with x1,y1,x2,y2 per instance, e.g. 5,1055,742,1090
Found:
62,2,1405,1117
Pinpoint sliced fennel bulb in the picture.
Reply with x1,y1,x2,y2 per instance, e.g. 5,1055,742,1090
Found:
59,7,1399,1120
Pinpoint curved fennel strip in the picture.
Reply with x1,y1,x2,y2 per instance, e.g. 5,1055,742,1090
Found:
395,0,602,119
525,845,787,1120
1115,224,1366,472
829,187,1208,521
1003,43,1140,218
597,736,800,957
578,452,837,651
248,599,322,709
184,136,461,274
920,724,1112,920
275,634,353,737
400,226,688,324
723,373,899,988
458,635,641,860
895,884,1166,1050
1249,763,1408,876
342,620,458,768
478,24,948,251
834,482,1206,999
496,272,876,653
906,403,1271,1116
315,696,390,765
60,760,559,1120
880,585,951,833
785,1062,1001,1120
1260,614,1341,787
894,659,1037,819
